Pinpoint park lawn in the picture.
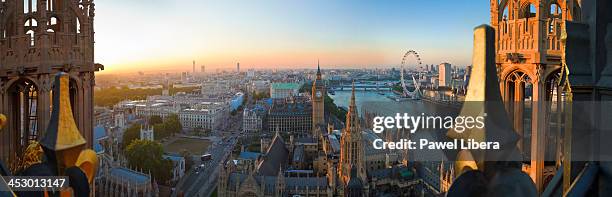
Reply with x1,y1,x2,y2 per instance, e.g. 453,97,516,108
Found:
164,137,211,155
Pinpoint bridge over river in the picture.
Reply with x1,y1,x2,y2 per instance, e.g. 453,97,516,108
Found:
329,80,415,91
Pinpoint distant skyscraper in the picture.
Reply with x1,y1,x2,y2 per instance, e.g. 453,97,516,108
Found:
201,65,205,74
438,63,452,87
193,60,196,74
237,62,240,73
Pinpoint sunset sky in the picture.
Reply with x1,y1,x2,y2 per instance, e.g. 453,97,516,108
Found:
95,0,489,74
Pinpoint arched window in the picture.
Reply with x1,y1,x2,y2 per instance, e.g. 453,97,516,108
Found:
8,79,39,153
24,18,37,46
24,18,37,27
502,6,509,20
26,30,35,46
23,18,38,42
501,5,509,34
549,4,562,33
47,16,60,32
50,17,58,25
76,17,81,34
550,3,562,18
521,3,537,18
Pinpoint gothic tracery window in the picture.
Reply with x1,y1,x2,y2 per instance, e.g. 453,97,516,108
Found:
9,79,39,154
520,3,537,19
24,18,37,46
47,16,59,33
76,17,81,34
550,3,562,17
26,30,34,46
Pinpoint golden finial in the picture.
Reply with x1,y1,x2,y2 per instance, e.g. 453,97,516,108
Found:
15,141,44,172
39,72,87,174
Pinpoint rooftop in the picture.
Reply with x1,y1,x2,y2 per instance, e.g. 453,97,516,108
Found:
109,167,151,185
271,83,301,90
163,153,184,162
238,151,261,161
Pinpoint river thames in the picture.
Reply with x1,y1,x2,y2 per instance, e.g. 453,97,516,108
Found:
329,90,457,118
330,90,461,162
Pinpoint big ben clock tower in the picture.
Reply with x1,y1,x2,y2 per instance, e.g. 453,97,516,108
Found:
312,61,326,137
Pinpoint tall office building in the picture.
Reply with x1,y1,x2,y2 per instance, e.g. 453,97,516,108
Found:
438,63,452,87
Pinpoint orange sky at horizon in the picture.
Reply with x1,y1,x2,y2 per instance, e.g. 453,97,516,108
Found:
94,1,486,75
97,46,471,75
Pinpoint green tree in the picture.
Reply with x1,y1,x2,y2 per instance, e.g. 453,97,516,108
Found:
153,123,168,140
165,114,182,133
152,114,183,140
299,80,347,122
94,86,200,107
124,140,173,184
122,124,141,149
325,95,346,122
149,115,163,125
299,81,313,93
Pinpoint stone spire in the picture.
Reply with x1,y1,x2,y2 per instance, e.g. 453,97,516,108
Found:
350,81,356,110
346,80,359,130
316,60,322,80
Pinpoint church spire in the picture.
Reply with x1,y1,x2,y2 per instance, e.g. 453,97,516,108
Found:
346,80,359,131
350,80,356,111
316,60,322,80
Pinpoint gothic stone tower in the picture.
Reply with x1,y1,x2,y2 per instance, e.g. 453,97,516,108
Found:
0,0,102,163
338,83,367,195
312,61,325,137
490,0,580,192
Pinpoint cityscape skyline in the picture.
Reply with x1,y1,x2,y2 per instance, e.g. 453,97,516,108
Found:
95,0,488,74
2,0,611,196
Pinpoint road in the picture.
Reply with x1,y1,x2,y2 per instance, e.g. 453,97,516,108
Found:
174,111,243,197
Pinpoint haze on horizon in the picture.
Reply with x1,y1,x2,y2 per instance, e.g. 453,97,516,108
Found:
95,0,488,74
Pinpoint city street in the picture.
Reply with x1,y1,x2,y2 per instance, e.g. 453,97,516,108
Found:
175,111,243,197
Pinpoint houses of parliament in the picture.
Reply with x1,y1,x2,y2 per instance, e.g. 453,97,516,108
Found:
217,66,440,196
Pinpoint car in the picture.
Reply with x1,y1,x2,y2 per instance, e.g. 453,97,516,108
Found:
201,154,212,162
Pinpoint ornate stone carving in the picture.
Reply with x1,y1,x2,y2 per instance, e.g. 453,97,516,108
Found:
39,75,52,92
0,79,5,95
0,0,103,164
16,66,26,76
535,64,545,84
63,64,74,72
506,53,522,63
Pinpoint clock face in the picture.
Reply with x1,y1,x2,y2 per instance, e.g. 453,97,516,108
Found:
316,91,322,98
